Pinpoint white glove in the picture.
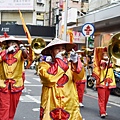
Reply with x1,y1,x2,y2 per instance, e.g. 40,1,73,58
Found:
55,51,66,59
70,49,78,63
7,45,15,53
20,44,26,51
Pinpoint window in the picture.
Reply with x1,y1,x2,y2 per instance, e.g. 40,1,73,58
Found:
81,0,88,3
2,21,17,25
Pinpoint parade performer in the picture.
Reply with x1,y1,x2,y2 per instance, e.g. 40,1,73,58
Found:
38,38,84,120
76,50,86,107
92,47,116,118
0,36,28,120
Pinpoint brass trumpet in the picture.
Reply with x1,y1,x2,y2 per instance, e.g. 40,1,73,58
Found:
31,38,46,54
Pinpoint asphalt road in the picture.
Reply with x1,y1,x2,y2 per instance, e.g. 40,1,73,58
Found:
14,69,120,120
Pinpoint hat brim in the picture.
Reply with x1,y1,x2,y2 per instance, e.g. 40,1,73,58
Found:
1,36,22,45
76,50,84,53
84,48,93,52
41,42,77,55
2,40,22,45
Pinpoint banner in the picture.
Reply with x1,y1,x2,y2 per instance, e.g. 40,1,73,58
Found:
19,10,32,44
19,10,33,69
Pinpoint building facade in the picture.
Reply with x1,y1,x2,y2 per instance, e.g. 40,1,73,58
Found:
71,0,120,48
0,0,89,48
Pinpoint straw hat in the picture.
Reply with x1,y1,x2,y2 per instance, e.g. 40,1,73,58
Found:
76,49,84,53
84,48,93,52
1,36,22,45
41,38,77,55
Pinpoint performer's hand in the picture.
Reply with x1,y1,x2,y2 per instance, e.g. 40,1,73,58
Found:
7,45,16,53
20,44,26,51
55,51,66,59
70,49,78,63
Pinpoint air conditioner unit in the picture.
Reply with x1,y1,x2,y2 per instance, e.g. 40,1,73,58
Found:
72,0,79,2
37,0,44,4
110,0,120,4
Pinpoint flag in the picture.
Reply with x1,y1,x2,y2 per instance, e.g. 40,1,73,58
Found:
19,10,32,44
61,26,73,43
19,10,33,68
67,30,73,43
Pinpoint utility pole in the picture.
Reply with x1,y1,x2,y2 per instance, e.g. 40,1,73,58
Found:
55,2,59,38
49,0,51,26
63,0,68,41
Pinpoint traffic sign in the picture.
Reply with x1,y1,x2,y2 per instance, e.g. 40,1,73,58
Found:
81,23,95,37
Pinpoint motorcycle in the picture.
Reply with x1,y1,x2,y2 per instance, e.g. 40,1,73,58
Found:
87,66,96,90
111,70,120,96
87,75,95,88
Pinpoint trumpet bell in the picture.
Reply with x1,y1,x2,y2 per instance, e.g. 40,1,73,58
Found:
31,38,46,54
108,32,120,71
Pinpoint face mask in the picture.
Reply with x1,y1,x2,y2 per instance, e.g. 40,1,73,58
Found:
103,56,108,60
78,54,82,58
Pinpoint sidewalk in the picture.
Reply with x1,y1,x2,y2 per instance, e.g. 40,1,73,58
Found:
85,87,120,105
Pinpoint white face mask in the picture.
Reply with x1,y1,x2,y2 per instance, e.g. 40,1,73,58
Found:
46,56,52,62
103,56,108,60
78,54,82,58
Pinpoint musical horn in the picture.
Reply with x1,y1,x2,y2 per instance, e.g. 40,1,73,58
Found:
108,32,120,71
31,38,46,54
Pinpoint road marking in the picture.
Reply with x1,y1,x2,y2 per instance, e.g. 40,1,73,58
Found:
20,95,40,103
33,78,40,82
85,94,97,100
20,97,24,101
32,108,40,111
85,94,120,107
26,95,40,104
24,80,31,84
108,101,120,107
20,96,35,102
107,105,111,108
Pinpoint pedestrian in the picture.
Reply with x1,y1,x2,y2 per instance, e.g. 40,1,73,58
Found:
76,50,86,107
0,36,28,120
38,38,84,120
92,47,116,118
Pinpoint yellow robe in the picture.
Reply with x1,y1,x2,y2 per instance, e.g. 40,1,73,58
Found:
92,47,116,88
39,58,84,120
0,50,25,92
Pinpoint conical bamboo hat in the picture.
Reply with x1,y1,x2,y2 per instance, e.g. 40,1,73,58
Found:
41,38,77,55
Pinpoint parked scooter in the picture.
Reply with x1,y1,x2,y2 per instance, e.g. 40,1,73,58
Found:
87,66,96,89
111,70,120,96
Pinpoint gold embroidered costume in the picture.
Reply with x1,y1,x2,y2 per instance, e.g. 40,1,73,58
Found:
39,58,84,120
